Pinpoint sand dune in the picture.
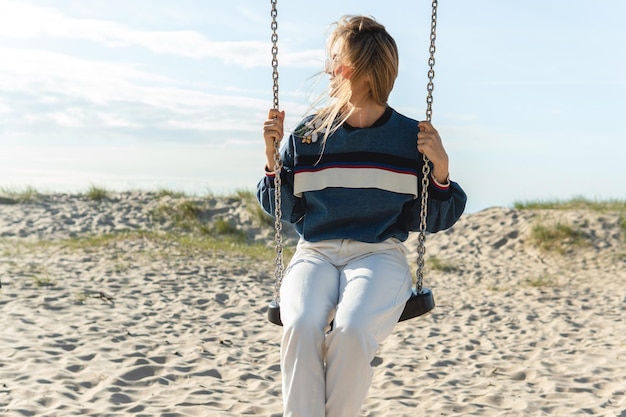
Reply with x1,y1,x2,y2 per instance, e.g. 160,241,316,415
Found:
1,191,624,416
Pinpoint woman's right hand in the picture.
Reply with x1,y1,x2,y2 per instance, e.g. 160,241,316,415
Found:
264,109,285,171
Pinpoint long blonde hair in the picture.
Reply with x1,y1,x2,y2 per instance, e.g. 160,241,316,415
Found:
306,15,399,144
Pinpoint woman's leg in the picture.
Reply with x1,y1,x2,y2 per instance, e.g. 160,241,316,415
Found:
279,241,341,417
325,240,413,417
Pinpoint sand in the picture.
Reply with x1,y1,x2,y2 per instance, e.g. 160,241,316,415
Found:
0,191,624,416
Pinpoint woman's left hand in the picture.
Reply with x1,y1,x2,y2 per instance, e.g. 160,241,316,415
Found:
417,121,449,184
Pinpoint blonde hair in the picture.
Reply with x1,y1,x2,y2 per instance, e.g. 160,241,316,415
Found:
306,15,399,144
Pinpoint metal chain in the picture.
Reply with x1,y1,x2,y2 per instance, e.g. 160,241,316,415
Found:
270,0,284,301
416,0,438,292
270,0,279,111
424,0,438,124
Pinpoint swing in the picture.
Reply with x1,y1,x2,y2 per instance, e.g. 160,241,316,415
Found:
267,0,439,326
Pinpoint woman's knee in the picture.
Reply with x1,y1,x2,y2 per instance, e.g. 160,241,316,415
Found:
329,321,376,353
284,311,328,334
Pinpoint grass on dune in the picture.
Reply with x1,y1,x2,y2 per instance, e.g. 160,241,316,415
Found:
0,186,39,203
513,196,626,213
0,185,285,262
85,185,109,201
3,230,283,264
528,221,591,255
515,197,626,249
3,189,623,260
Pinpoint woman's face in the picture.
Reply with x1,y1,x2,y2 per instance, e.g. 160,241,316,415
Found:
324,39,344,76
325,41,351,97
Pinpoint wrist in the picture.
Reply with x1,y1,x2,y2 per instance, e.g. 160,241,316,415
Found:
431,172,450,187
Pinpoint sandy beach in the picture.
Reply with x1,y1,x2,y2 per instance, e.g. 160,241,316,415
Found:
1,190,624,416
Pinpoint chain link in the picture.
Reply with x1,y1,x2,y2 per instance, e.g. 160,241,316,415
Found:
270,0,284,301
416,0,438,293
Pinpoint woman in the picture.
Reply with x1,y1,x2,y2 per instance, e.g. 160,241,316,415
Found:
257,15,466,417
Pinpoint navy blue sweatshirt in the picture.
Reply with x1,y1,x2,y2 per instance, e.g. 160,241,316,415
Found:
257,107,467,243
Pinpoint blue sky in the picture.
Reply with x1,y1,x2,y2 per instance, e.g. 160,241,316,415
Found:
0,0,624,213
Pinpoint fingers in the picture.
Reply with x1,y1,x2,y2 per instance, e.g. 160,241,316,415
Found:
417,121,439,152
267,109,285,121
416,122,440,153
418,121,437,133
264,109,285,148
416,122,448,167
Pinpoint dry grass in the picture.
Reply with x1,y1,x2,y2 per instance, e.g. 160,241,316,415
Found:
529,221,591,254
514,196,626,213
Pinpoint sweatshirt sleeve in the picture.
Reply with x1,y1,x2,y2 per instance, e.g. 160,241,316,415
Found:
402,178,467,233
256,135,305,224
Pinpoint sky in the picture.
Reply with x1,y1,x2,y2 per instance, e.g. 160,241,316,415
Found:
0,0,624,213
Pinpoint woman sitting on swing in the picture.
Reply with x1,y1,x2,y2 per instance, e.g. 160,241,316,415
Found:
257,15,466,417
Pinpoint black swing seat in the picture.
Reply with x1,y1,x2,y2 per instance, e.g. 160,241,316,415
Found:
398,287,435,322
267,287,434,326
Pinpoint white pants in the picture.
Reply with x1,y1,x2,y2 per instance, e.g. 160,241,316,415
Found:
279,238,413,417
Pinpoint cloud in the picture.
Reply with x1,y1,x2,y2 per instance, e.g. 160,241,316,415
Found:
0,44,270,139
0,47,172,102
0,0,321,68
0,98,10,113
0,1,324,148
